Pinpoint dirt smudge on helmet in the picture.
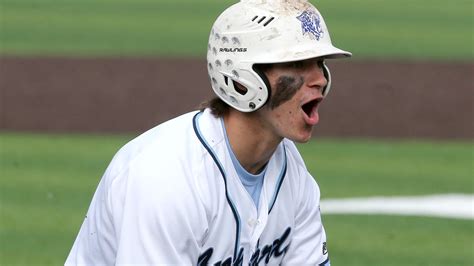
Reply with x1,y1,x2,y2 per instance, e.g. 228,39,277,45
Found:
244,0,312,14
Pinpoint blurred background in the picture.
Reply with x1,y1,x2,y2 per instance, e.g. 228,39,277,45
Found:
0,0,472,265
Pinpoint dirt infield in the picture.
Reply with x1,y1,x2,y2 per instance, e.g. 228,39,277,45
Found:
0,56,472,139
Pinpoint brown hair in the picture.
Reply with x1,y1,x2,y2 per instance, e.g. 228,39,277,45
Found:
199,97,230,117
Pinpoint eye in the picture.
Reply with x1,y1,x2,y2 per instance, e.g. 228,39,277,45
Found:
292,61,305,69
281,61,304,69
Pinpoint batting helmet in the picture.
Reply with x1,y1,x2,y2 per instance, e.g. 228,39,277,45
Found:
207,0,351,112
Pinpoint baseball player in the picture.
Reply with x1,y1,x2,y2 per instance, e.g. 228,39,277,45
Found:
66,0,350,265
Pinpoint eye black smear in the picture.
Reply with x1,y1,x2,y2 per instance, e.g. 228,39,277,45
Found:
269,75,304,109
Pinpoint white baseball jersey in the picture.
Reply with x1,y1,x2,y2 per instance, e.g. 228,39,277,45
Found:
66,109,330,265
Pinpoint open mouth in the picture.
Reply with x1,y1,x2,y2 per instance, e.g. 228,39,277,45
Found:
302,98,322,117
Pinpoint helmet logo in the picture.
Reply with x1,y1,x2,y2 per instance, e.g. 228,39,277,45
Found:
297,10,324,41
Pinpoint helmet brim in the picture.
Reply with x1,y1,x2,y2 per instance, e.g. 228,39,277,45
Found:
247,44,352,64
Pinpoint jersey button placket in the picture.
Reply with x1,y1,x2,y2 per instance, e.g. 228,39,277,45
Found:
247,218,258,228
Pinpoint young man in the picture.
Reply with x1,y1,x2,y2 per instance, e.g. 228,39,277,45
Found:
66,0,350,265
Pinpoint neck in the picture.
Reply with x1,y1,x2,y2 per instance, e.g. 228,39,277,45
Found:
223,110,282,174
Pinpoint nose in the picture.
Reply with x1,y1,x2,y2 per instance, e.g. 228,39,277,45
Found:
306,64,328,93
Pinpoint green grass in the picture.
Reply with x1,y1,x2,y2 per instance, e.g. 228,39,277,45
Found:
297,139,474,198
0,0,472,59
0,132,131,264
0,132,473,264
323,215,474,265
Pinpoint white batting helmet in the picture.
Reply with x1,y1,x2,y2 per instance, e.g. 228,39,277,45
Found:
207,0,351,112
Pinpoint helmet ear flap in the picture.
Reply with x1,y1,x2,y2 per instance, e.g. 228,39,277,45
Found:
322,62,332,96
252,64,272,108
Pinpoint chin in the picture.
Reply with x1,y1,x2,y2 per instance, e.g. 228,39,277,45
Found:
289,132,313,143
294,137,312,144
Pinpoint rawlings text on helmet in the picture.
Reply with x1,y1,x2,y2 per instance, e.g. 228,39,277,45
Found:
220,48,248,52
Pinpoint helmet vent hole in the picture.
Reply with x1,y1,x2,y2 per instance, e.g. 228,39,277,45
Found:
212,47,217,55
211,77,217,85
234,82,248,96
225,59,233,66
257,16,266,24
230,96,237,103
224,76,229,86
208,63,213,70
263,17,275,27
215,60,221,67
222,36,229,43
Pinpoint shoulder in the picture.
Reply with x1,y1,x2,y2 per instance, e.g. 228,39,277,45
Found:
117,111,199,163
281,139,321,198
103,110,224,204
283,139,306,165
101,111,205,190
282,139,308,174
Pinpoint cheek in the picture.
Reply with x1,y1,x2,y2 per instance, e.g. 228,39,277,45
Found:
273,101,299,123
269,75,304,109
273,97,300,116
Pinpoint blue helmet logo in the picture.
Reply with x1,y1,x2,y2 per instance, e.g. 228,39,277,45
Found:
297,10,324,41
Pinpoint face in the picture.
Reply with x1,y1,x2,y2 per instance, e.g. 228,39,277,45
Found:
256,58,328,143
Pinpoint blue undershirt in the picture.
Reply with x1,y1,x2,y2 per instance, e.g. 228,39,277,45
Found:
221,119,266,210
